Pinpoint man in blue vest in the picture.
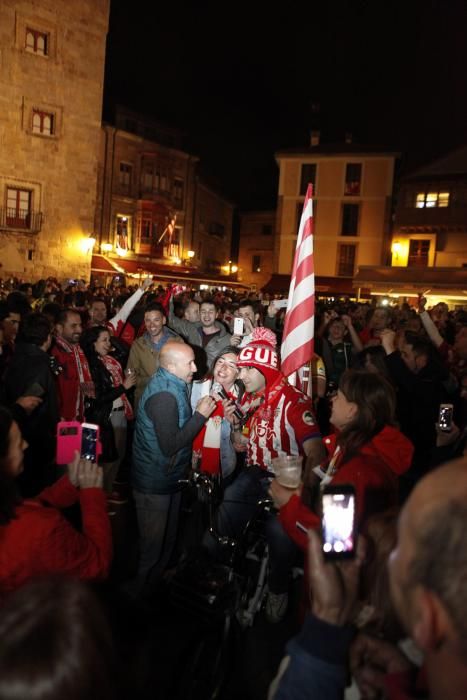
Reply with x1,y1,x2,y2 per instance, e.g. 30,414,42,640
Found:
131,341,216,596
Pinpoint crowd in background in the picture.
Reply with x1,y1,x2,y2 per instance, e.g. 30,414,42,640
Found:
0,273,467,699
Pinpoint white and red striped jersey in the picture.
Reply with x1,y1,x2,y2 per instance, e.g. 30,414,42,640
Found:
243,382,320,469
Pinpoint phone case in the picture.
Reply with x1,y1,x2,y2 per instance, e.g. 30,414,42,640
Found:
56,421,82,465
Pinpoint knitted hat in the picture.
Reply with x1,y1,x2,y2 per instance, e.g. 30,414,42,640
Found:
237,327,281,387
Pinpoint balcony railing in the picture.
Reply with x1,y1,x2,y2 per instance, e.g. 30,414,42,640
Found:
0,208,43,233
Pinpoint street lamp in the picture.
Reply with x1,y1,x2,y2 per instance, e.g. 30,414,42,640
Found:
82,236,96,254
222,260,238,275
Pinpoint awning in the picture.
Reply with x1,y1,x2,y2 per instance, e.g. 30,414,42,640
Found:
262,274,363,296
91,254,250,290
353,266,467,296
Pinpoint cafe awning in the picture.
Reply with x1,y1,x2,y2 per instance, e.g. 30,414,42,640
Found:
262,274,363,296
353,266,467,296
91,254,250,290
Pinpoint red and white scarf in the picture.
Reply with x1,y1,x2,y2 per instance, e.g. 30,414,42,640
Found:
54,335,94,418
100,354,134,420
192,382,240,475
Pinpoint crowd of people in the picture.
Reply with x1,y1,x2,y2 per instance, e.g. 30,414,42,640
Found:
0,274,467,698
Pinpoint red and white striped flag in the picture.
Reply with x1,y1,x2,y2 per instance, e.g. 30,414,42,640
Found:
280,184,315,385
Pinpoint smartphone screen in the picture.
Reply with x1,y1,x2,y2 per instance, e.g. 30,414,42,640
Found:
438,404,453,432
81,424,98,461
233,317,244,335
321,486,356,559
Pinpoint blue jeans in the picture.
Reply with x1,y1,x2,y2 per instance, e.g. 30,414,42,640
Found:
132,490,182,595
206,467,299,594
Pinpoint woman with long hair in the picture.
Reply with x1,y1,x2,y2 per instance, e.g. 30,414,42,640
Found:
80,325,136,497
0,406,111,599
190,345,243,483
271,369,414,545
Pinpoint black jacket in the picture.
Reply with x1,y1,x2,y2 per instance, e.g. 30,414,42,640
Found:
85,356,127,462
2,342,60,496
3,342,59,453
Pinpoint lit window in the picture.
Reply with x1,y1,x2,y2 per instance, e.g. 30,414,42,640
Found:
32,109,54,135
25,28,48,56
116,215,130,251
416,194,425,208
415,191,450,208
438,192,450,207
252,255,261,273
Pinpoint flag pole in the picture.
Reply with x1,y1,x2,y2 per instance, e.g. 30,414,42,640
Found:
280,183,315,392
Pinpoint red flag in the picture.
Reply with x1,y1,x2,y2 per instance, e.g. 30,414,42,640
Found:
280,184,315,382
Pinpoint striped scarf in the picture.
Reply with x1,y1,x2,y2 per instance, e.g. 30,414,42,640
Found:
192,383,240,475
99,354,134,420
54,335,94,419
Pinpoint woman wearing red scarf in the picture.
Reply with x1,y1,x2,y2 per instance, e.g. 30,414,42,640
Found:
191,346,243,483
81,326,136,498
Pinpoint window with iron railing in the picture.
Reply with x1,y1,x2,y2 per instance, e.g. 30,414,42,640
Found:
6,188,31,228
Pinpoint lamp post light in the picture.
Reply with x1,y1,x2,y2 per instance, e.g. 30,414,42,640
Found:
82,236,96,254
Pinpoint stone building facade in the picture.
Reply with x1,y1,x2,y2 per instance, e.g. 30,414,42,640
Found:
94,109,234,282
237,210,275,290
0,0,109,281
274,136,398,293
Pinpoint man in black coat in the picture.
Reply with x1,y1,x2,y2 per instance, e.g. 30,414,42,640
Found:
3,313,59,496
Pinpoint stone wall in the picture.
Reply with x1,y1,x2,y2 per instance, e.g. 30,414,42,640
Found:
0,0,110,281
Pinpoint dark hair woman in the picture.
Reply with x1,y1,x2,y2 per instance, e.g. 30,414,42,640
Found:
271,369,414,547
0,406,111,600
190,345,243,482
0,577,116,700
80,325,136,497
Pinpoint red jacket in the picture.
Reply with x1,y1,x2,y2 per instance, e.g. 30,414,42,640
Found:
279,426,413,549
51,344,84,421
0,476,112,599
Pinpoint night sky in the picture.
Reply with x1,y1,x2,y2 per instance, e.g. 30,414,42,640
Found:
104,0,467,210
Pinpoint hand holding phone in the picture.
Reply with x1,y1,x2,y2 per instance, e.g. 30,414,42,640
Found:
307,527,365,626
321,484,356,560
77,459,103,490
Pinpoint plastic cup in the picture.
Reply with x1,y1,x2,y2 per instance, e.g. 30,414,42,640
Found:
271,455,303,489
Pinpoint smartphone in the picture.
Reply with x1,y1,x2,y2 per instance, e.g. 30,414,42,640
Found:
81,423,100,462
56,421,81,464
438,403,454,432
321,484,356,560
24,382,46,398
233,317,244,335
